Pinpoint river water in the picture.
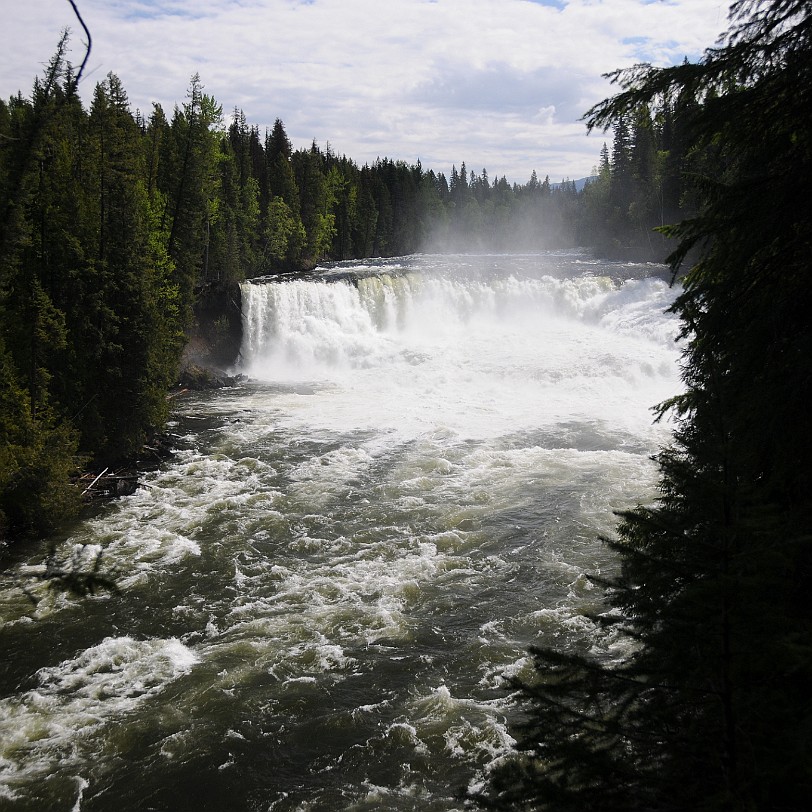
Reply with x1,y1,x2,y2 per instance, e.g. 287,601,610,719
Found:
0,253,681,810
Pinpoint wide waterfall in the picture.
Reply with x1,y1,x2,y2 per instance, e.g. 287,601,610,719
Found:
0,253,681,810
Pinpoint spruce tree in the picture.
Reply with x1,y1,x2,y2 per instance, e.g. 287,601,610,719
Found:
161,74,222,308
479,2,812,809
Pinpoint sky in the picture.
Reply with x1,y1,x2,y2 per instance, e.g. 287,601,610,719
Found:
0,0,729,184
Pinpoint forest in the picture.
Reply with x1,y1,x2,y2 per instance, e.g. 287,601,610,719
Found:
1,0,810,808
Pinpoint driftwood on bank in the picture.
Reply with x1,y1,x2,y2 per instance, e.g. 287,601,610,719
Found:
75,435,174,502
77,468,139,501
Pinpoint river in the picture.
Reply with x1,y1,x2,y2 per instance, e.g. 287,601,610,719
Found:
0,252,681,810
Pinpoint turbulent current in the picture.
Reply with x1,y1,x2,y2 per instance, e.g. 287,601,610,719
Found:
0,253,681,810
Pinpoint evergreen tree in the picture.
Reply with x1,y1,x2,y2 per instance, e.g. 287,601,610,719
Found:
0,38,84,537
0,335,79,538
371,172,393,256
266,118,292,163
351,166,379,257
258,120,305,272
292,142,336,262
609,114,633,210
479,2,812,808
161,74,222,308
1,49,187,538
329,161,357,260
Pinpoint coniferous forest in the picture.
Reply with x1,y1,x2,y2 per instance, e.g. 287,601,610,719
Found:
1,0,811,808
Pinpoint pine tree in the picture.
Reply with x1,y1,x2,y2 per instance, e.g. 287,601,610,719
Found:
0,335,79,538
351,166,379,257
292,142,336,262
0,39,83,538
609,114,633,214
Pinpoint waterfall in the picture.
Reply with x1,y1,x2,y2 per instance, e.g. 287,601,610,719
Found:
240,268,677,387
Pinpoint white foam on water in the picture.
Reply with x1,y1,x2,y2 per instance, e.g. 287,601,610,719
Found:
71,776,89,812
397,683,519,774
0,636,198,795
239,268,680,449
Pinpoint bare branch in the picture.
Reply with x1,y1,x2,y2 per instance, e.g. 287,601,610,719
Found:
65,0,91,90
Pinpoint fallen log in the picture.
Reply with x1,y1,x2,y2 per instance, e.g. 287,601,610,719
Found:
81,467,109,496
74,437,174,503
78,469,139,501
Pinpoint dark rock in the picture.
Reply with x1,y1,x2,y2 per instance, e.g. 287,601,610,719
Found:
186,281,243,369
176,363,242,391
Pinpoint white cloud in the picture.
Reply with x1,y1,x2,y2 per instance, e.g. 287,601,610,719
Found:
0,0,728,182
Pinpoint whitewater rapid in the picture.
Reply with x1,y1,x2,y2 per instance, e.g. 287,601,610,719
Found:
0,253,681,810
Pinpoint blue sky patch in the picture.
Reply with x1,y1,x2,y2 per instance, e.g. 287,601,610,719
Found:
524,0,567,8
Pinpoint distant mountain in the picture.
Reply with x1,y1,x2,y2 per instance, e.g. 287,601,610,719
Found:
552,176,597,192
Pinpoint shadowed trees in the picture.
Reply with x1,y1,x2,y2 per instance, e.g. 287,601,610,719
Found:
478,2,812,809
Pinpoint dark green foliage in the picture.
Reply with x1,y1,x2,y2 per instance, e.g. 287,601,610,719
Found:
0,336,80,538
479,2,812,809
0,46,188,540
161,74,222,306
